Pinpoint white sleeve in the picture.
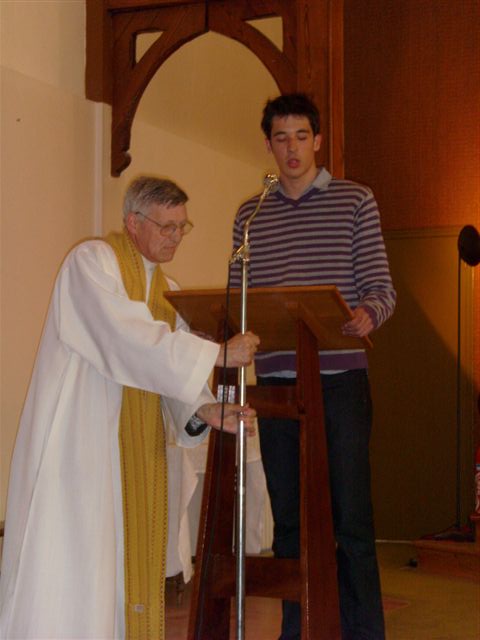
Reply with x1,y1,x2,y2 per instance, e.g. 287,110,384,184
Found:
164,276,190,333
162,385,215,448
56,241,220,405
162,276,217,446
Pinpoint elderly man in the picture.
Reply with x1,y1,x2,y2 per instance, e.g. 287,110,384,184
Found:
0,176,259,640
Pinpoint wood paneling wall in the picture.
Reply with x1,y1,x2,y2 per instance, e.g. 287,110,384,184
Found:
344,1,479,537
344,0,479,231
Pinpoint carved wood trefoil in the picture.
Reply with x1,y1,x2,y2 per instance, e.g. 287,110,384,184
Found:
86,0,343,177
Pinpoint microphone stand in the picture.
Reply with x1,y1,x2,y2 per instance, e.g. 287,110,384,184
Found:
229,174,278,639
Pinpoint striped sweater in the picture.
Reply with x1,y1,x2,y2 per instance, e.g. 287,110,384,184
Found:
231,168,396,375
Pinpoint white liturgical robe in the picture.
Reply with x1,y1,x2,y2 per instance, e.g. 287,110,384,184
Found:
0,240,219,640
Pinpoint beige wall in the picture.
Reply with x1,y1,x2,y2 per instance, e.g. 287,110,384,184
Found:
0,1,96,520
134,24,282,168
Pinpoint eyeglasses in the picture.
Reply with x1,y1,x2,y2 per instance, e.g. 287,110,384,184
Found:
135,211,194,237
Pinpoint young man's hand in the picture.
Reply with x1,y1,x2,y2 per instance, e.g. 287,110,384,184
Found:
342,307,374,338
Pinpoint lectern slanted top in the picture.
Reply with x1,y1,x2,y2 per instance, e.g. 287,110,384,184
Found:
165,284,371,352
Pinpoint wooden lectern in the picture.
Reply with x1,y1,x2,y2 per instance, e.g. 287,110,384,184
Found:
165,286,371,640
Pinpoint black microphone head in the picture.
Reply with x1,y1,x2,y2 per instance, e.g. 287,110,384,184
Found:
458,225,480,266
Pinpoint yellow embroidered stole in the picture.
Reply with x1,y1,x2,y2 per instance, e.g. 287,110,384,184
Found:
105,229,176,640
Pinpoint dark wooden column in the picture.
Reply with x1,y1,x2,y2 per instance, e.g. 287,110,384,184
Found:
85,0,344,177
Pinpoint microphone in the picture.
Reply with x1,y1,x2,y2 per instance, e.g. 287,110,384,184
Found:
262,173,279,196
230,173,279,264
244,173,279,232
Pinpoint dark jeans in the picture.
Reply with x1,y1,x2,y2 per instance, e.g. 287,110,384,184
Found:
258,370,385,640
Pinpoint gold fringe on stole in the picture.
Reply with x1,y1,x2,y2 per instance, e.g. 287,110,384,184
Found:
105,229,176,640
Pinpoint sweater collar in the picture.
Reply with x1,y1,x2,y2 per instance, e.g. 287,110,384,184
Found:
277,167,332,202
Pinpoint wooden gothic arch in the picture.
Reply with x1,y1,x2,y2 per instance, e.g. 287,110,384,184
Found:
86,0,344,177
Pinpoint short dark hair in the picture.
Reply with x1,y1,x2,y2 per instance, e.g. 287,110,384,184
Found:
261,93,321,139
123,176,188,221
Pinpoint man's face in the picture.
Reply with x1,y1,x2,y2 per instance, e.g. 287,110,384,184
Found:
266,115,321,183
126,202,188,263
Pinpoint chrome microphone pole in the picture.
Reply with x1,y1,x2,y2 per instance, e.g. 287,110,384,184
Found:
229,174,278,640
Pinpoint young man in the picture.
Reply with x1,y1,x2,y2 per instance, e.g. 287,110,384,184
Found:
0,176,259,640
232,94,396,640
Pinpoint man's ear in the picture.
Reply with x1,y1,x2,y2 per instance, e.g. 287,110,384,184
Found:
265,137,273,154
124,211,137,236
313,134,322,152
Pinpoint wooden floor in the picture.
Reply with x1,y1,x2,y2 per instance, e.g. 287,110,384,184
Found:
165,583,281,640
165,543,480,640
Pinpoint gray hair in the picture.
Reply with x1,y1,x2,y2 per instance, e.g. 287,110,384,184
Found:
123,176,188,221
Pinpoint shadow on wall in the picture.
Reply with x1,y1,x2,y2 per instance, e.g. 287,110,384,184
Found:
367,230,475,540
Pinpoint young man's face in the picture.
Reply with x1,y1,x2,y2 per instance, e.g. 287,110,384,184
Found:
266,115,321,185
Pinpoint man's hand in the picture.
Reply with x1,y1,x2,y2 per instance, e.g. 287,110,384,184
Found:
216,331,260,367
342,306,374,338
196,402,256,436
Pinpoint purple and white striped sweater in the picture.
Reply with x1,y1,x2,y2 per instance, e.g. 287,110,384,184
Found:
231,168,396,375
